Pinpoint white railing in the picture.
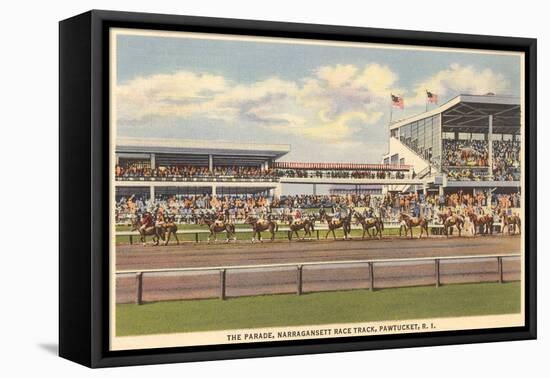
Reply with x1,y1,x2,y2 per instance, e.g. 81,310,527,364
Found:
116,253,520,304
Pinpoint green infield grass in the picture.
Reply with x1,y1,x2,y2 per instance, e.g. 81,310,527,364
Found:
116,281,520,336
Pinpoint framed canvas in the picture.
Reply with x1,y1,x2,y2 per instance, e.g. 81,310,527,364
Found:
59,10,537,368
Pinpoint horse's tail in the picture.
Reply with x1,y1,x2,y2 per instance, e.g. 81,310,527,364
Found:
310,220,315,231
275,222,279,232
378,216,384,231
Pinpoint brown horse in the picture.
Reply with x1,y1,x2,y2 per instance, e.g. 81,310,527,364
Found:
320,211,352,240
199,216,236,243
159,215,180,245
131,214,162,246
245,216,278,242
467,211,494,236
287,216,315,241
500,210,521,235
354,211,384,240
398,213,429,239
443,214,465,237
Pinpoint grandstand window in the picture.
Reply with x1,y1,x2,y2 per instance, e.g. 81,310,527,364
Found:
424,117,433,148
417,119,425,150
400,158,405,165
471,133,485,140
383,157,390,165
391,154,399,164
442,132,455,140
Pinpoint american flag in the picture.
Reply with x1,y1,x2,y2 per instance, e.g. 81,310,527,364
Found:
391,94,404,109
426,90,438,104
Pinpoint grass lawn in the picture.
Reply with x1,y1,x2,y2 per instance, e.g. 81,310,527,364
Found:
116,282,520,336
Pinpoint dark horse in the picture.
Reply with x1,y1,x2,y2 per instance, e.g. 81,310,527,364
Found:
245,215,279,242
354,211,384,240
320,209,352,240
198,215,236,243
286,216,315,241
499,210,521,235
398,213,429,239
160,214,180,245
467,210,494,236
131,212,162,246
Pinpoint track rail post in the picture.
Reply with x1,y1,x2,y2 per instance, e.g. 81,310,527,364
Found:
297,265,303,295
195,232,199,243
435,259,440,288
369,262,374,291
219,269,226,300
497,257,503,283
135,272,143,305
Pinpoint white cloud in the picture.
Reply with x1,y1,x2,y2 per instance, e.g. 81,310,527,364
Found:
116,63,511,148
117,64,400,145
411,64,510,105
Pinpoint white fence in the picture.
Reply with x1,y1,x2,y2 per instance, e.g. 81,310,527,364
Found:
116,253,520,304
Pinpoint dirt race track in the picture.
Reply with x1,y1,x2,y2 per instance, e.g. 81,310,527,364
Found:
116,235,522,303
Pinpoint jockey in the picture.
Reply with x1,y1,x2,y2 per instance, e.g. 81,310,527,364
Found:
294,208,302,220
140,212,153,232
155,209,165,228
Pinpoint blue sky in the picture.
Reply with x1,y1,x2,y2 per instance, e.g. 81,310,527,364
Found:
115,32,521,163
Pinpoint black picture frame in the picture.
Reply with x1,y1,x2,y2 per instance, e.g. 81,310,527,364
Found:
59,9,537,368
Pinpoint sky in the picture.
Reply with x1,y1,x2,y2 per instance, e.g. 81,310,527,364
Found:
115,31,522,164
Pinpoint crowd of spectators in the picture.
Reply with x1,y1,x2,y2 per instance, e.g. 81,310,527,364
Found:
442,139,520,181
274,169,408,180
116,190,521,225
442,139,489,167
115,164,277,180
115,164,413,181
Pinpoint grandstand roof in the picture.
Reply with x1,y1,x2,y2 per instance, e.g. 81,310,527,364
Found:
116,137,291,165
389,94,521,134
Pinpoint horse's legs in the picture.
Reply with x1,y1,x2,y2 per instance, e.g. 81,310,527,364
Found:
332,228,337,240
174,232,180,245
325,229,330,239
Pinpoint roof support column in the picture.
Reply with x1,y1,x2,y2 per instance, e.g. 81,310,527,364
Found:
149,185,155,201
211,184,217,197
488,114,494,179
208,154,213,172
150,153,156,170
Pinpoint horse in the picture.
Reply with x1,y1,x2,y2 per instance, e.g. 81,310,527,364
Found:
159,214,180,245
500,210,521,235
131,213,162,246
286,216,315,241
320,209,352,240
245,215,278,242
198,215,236,243
398,213,429,239
443,214,465,237
467,210,494,236
354,211,384,240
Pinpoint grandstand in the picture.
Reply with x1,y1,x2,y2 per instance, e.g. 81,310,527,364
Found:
382,94,521,201
115,138,420,201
